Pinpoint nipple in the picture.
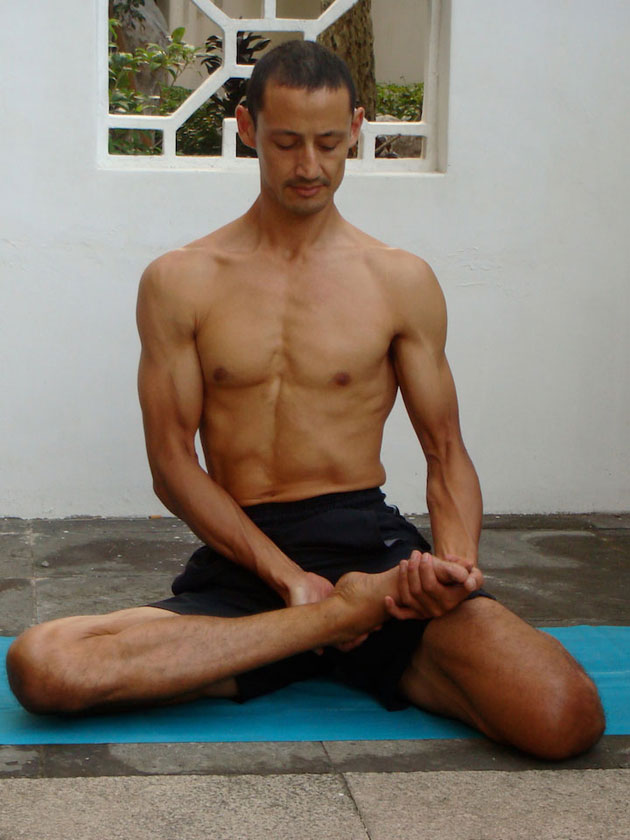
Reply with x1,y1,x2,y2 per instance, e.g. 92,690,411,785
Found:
332,371,351,386
213,366,229,382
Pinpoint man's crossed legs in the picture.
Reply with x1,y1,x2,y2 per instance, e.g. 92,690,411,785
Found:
6,563,604,760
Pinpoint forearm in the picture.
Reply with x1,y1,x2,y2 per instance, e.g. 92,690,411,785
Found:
426,445,483,566
151,451,304,597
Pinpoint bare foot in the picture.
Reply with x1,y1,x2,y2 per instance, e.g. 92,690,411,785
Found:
331,567,400,642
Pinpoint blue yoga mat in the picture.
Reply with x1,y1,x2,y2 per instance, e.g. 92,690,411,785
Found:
1,626,629,745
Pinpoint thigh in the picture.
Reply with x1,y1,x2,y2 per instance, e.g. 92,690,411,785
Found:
19,606,178,647
398,597,603,755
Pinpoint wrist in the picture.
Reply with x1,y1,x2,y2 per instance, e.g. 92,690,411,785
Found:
261,556,307,598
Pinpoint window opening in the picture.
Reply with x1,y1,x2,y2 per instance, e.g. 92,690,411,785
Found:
103,0,445,171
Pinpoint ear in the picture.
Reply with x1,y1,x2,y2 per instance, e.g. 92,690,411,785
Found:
349,106,365,148
236,104,256,149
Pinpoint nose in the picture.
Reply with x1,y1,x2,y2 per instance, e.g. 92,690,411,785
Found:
295,143,320,180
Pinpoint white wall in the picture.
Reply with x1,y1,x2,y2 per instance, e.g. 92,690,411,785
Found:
373,0,427,83
1,0,629,516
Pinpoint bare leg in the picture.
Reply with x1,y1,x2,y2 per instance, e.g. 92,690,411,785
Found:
6,569,395,715
398,597,605,759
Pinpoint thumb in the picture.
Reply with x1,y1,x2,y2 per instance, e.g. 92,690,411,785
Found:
434,557,468,585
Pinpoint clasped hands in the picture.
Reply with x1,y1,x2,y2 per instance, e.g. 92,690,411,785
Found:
287,550,483,652
384,549,483,621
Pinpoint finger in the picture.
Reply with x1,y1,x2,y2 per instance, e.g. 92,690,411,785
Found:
384,594,427,621
464,567,484,592
403,551,426,598
433,556,469,586
444,553,475,573
398,558,412,604
418,555,474,615
417,552,440,595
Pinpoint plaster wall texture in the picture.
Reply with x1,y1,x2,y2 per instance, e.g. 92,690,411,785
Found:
1,0,629,516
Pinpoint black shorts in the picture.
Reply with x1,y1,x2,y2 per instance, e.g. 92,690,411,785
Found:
150,488,492,710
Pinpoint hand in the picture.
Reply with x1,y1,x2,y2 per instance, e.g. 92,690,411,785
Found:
285,571,334,607
287,572,379,653
283,571,336,655
384,550,483,621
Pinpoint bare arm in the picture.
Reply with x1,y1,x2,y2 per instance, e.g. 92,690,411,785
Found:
136,256,331,607
382,256,483,620
392,258,482,566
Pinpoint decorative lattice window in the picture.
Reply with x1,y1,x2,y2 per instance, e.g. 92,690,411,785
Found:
101,0,445,172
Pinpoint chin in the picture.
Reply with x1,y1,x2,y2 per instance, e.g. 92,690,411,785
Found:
284,194,332,216
287,201,329,217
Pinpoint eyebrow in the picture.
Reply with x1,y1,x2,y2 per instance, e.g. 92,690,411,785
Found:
269,130,346,139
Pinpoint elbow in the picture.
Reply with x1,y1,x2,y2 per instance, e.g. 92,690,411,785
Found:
147,441,200,508
152,473,173,509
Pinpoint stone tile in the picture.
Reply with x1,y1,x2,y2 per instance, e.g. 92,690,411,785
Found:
0,519,31,534
35,573,172,622
586,513,630,530
482,513,594,530
0,533,33,578
31,518,197,577
478,530,630,624
40,742,332,778
39,745,129,778
30,517,193,539
0,746,42,778
0,775,369,840
106,741,333,776
346,769,630,840
0,579,35,634
325,735,630,773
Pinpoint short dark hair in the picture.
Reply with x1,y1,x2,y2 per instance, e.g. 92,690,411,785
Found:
246,40,357,126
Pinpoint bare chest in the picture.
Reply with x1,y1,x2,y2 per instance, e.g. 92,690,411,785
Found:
196,268,393,391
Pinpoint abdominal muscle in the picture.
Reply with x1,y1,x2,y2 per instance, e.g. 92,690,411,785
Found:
200,375,395,506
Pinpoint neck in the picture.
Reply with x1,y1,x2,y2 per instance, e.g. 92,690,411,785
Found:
246,193,343,260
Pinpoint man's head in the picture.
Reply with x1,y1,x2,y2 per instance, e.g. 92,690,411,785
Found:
236,40,363,217
246,40,357,127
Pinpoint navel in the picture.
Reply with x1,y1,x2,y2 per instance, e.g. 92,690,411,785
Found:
332,371,352,386
213,366,229,382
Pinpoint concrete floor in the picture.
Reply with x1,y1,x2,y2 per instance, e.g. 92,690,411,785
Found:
1,513,629,839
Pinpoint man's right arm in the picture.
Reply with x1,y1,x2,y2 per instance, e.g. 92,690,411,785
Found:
136,256,332,608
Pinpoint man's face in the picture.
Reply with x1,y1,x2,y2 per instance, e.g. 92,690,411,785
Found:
237,82,363,217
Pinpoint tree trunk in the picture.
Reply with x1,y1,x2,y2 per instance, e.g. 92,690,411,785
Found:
110,0,170,97
318,0,376,120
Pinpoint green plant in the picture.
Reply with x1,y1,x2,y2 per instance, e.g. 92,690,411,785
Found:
108,21,269,156
108,19,203,154
376,82,424,121
170,86,224,156
201,32,270,117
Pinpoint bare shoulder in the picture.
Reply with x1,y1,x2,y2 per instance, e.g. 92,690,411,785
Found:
344,224,440,291
353,234,446,340
139,234,220,301
137,228,235,334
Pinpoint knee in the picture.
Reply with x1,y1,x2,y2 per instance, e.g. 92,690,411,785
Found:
6,626,87,715
524,669,605,760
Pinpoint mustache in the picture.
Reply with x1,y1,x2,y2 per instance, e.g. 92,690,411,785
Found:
285,178,331,188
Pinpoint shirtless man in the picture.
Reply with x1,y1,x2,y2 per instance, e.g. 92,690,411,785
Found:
7,41,604,758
